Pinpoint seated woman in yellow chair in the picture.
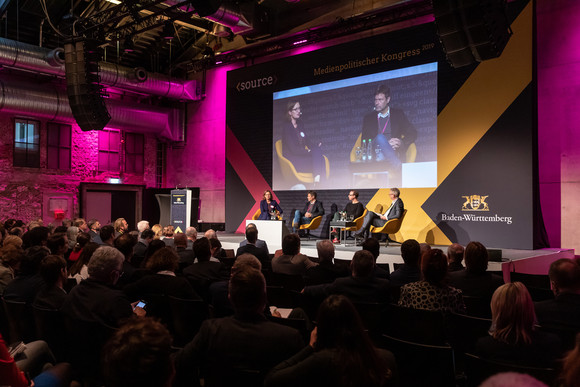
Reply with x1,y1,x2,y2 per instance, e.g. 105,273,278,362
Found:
258,190,283,220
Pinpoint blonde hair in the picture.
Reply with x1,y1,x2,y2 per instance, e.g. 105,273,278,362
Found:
151,224,163,239
490,282,536,345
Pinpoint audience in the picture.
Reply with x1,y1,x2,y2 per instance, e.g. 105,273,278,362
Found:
239,223,269,254
185,226,197,249
183,238,228,299
68,241,99,284
304,239,348,286
398,248,465,313
174,232,195,271
362,237,390,279
447,243,464,272
389,239,421,287
558,333,580,387
136,220,150,234
67,231,90,265
133,228,155,268
475,282,561,367
0,245,22,293
265,294,397,387
87,219,102,244
3,246,48,303
34,255,68,309
99,225,115,247
272,233,317,275
113,217,128,238
236,226,271,271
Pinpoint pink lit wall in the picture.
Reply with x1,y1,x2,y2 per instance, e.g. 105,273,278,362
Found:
537,0,580,252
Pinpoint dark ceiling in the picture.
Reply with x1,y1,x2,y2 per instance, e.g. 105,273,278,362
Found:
0,0,427,76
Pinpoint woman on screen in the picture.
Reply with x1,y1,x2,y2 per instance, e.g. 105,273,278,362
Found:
258,190,283,220
282,101,326,183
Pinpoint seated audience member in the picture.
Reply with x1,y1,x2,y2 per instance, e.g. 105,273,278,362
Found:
113,218,129,238
209,237,227,260
114,233,140,286
475,282,561,367
22,226,50,249
174,268,304,386
34,255,68,310
183,238,228,298
480,372,549,387
239,223,269,254
99,225,115,247
102,317,174,387
304,250,390,304
304,240,348,286
67,232,90,265
87,219,102,244
174,233,195,271
265,294,396,387
362,238,390,279
449,241,503,299
204,229,218,240
558,333,580,387
398,249,465,313
61,246,145,328
73,217,89,233
272,233,317,276
133,229,155,268
3,246,48,303
185,226,197,249
141,239,166,268
535,258,580,333
66,226,79,253
8,227,24,238
236,227,271,271
68,242,99,284
124,247,199,302
136,220,150,234
389,239,421,287
161,225,175,247
446,243,465,272
0,245,23,293
3,235,23,249
151,224,163,239
46,233,68,257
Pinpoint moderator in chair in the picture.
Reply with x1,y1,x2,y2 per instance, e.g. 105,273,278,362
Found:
370,209,407,245
275,140,330,185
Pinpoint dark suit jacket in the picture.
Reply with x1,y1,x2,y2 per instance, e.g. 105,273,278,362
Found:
259,200,283,220
386,198,404,220
236,244,271,271
33,285,67,310
448,270,504,299
389,264,421,288
304,262,349,286
300,200,324,218
361,108,417,162
123,273,200,301
304,276,390,303
476,331,562,367
535,293,580,331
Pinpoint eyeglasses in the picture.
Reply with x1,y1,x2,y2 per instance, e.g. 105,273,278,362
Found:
292,107,301,111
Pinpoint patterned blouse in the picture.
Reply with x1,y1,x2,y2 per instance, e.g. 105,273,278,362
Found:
398,280,465,313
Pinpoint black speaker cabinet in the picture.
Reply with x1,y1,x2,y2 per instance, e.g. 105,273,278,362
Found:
64,39,111,131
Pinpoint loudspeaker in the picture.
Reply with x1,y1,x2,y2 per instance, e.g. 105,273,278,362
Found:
433,0,512,68
64,39,111,131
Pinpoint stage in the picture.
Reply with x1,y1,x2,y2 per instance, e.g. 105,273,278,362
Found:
217,232,575,283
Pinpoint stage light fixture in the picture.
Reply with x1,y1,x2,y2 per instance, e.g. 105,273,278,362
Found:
162,21,175,40
123,36,135,52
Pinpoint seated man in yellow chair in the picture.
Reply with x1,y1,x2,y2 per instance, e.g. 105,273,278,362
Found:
354,187,404,241
292,190,324,234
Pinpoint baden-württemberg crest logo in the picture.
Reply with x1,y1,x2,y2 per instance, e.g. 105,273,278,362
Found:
462,195,489,211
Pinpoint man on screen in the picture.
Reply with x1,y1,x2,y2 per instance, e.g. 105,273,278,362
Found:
292,190,324,234
354,187,403,240
361,84,417,165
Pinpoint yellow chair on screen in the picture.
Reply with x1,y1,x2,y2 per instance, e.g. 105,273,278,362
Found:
275,140,330,184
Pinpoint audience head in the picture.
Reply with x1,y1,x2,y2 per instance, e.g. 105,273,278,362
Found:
88,246,125,284
204,229,217,240
162,225,174,238
421,249,448,286
73,232,91,252
480,372,548,387
401,239,421,267
67,226,79,248
232,254,262,274
185,226,197,240
282,233,301,256
40,255,67,287
193,238,212,262
144,239,166,261
490,282,535,345
351,250,375,278
362,238,380,260
47,232,69,256
3,235,23,249
228,268,266,316
61,219,73,228
8,227,23,237
146,247,179,273
137,220,150,233
150,224,162,239
548,258,580,295
316,239,335,263
100,225,115,243
54,225,68,234
114,233,137,260
88,219,101,232
73,217,88,230
447,243,464,264
173,233,188,248
70,242,100,276
24,226,50,248
114,218,128,233
21,246,50,276
465,241,489,274
209,238,222,257
559,333,580,387
0,245,24,270
245,227,258,244
140,229,155,241
103,317,174,387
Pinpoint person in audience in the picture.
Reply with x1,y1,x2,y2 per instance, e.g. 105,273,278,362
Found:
447,243,465,272
362,238,390,279
34,255,68,309
22,226,49,249
535,258,580,333
151,224,163,239
475,282,561,367
73,217,89,233
61,246,146,328
265,294,397,387
141,239,166,268
87,218,102,244
185,226,197,249
133,229,155,268
174,268,304,386
292,191,325,234
355,188,403,241
3,246,48,303
239,223,269,253
398,248,465,313
113,218,129,238
3,235,23,250
137,220,150,234
389,239,421,287
99,225,115,247
0,245,23,293
259,189,283,220
209,237,227,260
66,226,79,253
183,238,228,298
479,372,548,387
46,233,68,258
305,240,348,286
236,226,271,271
304,250,390,303
114,233,139,286
204,229,218,240
449,241,504,299
102,317,174,387
272,233,317,275
68,242,99,284
558,333,580,387
67,232,90,266
161,225,175,247
174,233,195,272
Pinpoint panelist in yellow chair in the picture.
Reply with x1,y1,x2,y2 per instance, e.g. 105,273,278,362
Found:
258,190,283,220
354,187,404,240
331,190,366,242
282,101,327,183
360,84,417,166
292,190,325,233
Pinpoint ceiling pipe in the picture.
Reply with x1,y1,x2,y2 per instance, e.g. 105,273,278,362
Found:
0,37,200,101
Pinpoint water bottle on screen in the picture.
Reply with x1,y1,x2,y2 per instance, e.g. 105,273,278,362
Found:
355,146,362,162
362,139,367,162
367,138,373,161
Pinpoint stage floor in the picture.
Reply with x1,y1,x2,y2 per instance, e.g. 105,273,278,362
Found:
216,232,575,282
